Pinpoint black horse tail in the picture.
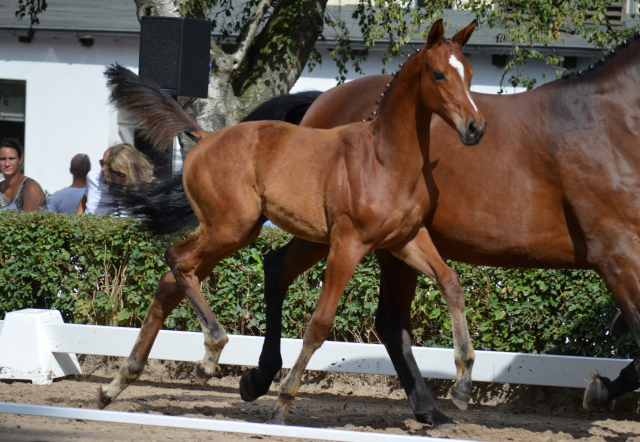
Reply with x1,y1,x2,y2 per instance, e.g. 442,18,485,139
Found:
109,87,322,235
105,64,207,149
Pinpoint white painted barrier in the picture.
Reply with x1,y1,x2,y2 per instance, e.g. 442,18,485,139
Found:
0,309,632,388
0,402,476,442
0,310,80,384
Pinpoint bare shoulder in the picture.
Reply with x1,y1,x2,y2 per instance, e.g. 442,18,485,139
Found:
23,179,46,202
24,179,45,194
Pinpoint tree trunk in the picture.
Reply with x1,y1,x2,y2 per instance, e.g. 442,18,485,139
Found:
134,0,328,140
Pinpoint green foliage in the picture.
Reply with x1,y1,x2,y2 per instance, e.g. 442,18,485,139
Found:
324,0,640,88
15,0,47,38
0,211,635,359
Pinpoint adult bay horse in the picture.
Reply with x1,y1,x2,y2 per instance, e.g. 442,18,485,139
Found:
98,20,485,427
243,33,640,413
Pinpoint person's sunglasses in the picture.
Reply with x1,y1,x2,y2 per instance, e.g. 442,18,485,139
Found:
111,170,126,178
99,160,104,167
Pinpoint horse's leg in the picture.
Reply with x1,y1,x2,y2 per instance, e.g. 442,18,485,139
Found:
268,236,368,425
390,226,474,412
165,222,264,385
374,249,455,428
240,239,329,401
583,257,640,411
98,271,185,409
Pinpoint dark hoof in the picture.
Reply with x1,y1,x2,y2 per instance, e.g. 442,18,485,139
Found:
266,408,286,425
450,385,472,411
415,408,454,429
239,369,261,402
194,363,212,385
583,375,610,412
97,386,111,410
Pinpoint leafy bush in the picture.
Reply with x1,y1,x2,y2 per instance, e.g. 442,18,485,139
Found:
0,211,635,358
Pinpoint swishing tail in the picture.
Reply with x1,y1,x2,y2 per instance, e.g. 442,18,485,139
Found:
105,64,207,149
105,65,320,235
110,175,197,235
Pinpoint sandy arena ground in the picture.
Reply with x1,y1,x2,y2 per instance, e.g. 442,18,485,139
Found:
1,356,639,442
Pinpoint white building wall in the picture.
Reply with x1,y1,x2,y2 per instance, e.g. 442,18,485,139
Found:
1,32,598,194
0,34,138,194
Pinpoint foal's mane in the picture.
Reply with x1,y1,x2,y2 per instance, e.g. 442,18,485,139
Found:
561,30,640,80
365,39,455,123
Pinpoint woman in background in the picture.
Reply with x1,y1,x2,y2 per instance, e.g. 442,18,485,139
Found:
78,143,155,215
103,143,154,186
0,138,46,211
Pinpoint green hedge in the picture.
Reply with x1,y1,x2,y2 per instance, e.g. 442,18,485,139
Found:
0,211,635,359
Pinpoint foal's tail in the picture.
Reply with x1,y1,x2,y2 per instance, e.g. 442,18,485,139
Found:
105,64,321,235
105,64,207,149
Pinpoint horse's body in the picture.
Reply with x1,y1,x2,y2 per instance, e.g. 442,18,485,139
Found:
244,35,640,412
98,21,485,427
304,75,582,267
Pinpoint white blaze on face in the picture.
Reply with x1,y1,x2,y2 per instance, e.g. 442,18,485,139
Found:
448,54,478,112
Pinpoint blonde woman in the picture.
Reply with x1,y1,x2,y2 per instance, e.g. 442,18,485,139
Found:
103,143,154,185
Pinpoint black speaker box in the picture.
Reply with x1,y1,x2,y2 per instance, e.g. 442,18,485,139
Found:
139,16,212,99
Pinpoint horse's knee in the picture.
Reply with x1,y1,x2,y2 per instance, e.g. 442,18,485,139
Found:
439,269,464,307
304,317,334,349
123,359,145,379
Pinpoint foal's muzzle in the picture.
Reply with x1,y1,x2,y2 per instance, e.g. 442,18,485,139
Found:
459,119,486,146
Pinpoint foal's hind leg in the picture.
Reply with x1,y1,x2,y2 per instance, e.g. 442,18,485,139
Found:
240,239,329,401
390,225,474,412
166,222,264,384
98,272,186,409
268,236,369,425
374,250,455,428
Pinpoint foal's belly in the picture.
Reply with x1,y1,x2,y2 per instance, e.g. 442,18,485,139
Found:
262,196,330,244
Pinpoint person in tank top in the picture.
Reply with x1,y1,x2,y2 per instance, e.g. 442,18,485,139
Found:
0,138,46,211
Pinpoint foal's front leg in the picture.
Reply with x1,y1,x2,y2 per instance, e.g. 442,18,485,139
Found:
240,239,329,401
268,236,369,425
390,225,475,411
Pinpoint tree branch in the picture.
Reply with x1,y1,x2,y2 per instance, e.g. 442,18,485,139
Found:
231,0,273,70
134,0,182,21
233,0,328,98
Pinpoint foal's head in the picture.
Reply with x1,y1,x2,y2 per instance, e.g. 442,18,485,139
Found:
419,20,486,145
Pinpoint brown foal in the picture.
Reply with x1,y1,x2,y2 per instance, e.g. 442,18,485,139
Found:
99,20,485,427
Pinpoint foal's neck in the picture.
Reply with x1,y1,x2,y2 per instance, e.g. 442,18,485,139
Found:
370,53,431,170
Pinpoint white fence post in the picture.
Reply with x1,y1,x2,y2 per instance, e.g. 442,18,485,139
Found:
0,309,81,384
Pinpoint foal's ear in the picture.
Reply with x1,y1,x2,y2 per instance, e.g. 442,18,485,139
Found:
451,20,477,49
426,19,445,50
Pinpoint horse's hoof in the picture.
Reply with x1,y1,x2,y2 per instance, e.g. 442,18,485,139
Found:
432,409,456,429
194,362,213,385
450,385,471,411
97,386,111,410
266,408,286,425
415,408,454,429
239,369,261,402
583,375,610,412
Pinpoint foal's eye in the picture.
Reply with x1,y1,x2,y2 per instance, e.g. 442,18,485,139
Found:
434,71,445,81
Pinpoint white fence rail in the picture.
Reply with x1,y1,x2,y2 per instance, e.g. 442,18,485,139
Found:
0,308,631,389
0,402,475,442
